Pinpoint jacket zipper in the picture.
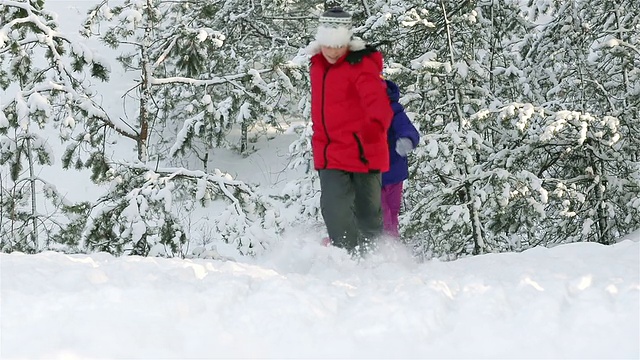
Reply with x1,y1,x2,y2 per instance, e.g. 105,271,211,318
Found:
321,66,331,169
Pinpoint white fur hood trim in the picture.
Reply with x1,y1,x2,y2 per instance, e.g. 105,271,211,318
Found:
305,37,366,56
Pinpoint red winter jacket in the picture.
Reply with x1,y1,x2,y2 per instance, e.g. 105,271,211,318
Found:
309,42,393,173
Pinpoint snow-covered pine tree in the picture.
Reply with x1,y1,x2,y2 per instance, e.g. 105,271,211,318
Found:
82,0,310,164
364,0,537,257
71,163,283,257
75,0,313,256
275,2,330,224
399,0,639,257
512,0,640,245
0,0,109,253
281,0,639,257
280,113,322,222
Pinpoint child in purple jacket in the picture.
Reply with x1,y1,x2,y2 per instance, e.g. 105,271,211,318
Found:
382,80,420,238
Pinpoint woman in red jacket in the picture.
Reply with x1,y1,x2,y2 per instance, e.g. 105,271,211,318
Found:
306,7,393,255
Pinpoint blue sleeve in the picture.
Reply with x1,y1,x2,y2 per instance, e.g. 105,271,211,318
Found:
390,102,420,147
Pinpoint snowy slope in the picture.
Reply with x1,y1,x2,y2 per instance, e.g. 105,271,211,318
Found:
1,233,638,359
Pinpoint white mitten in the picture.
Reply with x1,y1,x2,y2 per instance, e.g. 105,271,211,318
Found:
395,137,414,157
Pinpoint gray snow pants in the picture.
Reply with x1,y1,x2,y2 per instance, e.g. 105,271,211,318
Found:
318,169,383,253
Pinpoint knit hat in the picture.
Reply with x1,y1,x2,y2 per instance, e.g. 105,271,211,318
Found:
314,7,353,48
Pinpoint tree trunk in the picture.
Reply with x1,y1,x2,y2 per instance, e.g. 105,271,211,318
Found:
594,159,611,244
440,0,486,254
25,135,39,250
137,0,154,162
241,120,248,153
361,0,371,16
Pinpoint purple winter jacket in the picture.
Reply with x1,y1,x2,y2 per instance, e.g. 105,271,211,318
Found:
382,80,421,186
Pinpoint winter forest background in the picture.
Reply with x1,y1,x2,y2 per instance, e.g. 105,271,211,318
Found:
1,0,639,260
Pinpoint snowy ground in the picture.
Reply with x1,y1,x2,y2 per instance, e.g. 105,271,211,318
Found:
1,229,638,359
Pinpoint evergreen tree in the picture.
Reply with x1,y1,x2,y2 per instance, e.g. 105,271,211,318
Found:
82,0,310,164
283,0,640,258
514,0,640,245
5,0,636,258
70,163,284,257
400,0,640,256
0,0,109,252
66,0,319,256
357,0,536,257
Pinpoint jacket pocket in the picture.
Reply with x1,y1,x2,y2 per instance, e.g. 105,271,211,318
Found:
353,133,369,166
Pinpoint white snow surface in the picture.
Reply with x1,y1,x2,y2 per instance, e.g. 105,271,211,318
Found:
1,231,639,359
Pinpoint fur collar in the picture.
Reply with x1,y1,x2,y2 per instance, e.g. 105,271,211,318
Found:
305,37,366,56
